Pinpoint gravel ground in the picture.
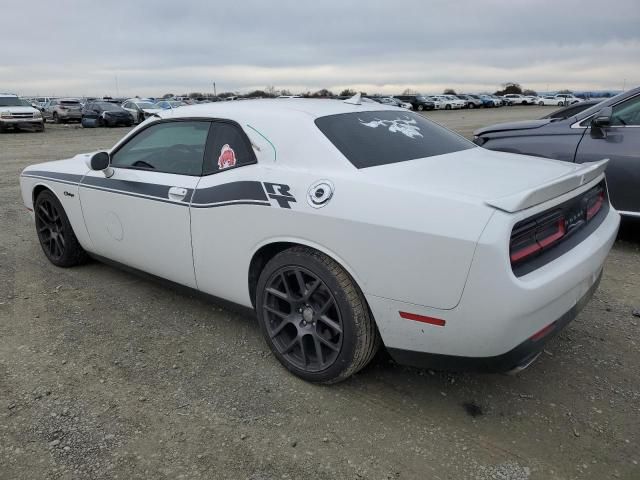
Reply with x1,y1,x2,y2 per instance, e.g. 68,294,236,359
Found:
1,107,639,480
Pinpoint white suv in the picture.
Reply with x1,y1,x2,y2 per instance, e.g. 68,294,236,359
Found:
0,93,44,132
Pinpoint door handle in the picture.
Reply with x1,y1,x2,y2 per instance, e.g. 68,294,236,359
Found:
168,186,188,201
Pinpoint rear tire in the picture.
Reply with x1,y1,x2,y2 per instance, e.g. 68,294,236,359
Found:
468,103,475,109
445,104,451,110
417,104,424,111
34,190,88,267
53,112,59,124
256,246,380,384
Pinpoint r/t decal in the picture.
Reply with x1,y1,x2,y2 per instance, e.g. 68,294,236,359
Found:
263,182,296,209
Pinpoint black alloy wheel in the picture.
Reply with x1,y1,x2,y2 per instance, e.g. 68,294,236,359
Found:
263,266,343,372
34,191,87,267
256,247,380,383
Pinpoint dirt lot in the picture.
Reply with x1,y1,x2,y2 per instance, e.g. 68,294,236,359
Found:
1,107,638,480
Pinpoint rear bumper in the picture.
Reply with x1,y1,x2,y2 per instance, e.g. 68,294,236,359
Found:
366,191,619,371
387,270,601,373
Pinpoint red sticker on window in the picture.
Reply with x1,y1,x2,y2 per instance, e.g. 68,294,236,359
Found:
218,144,237,169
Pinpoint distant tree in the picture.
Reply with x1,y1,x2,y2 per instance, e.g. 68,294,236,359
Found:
245,90,269,98
523,89,538,96
495,83,523,96
557,89,573,94
217,91,236,98
264,85,277,97
339,88,356,97
188,92,204,99
279,89,293,96
443,88,457,95
162,93,174,99
312,88,334,97
402,88,417,95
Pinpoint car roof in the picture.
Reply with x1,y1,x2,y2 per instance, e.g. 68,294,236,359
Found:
155,98,399,122
0,93,18,97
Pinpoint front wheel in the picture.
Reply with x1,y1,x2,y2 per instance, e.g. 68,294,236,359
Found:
539,101,544,106
417,104,424,111
53,112,59,124
256,247,380,384
468,103,475,109
34,190,88,267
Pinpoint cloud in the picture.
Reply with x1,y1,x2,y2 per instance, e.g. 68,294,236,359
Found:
3,0,639,96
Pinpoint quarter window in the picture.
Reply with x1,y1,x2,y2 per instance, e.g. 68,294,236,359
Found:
203,122,257,175
111,121,211,176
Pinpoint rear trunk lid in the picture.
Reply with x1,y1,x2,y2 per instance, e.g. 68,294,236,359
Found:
360,147,608,212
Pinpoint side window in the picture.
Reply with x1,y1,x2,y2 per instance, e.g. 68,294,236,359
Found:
611,95,640,126
203,122,257,175
111,121,211,176
122,102,131,109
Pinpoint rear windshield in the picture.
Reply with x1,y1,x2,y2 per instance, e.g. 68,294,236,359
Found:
61,100,80,105
315,111,474,169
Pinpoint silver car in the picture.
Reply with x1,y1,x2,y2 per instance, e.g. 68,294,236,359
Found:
44,98,83,123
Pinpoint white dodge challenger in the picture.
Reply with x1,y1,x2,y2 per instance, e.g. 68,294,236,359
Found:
19,95,620,383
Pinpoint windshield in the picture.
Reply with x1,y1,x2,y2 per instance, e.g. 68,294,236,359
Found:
0,97,22,107
61,100,80,105
315,111,474,169
136,102,156,109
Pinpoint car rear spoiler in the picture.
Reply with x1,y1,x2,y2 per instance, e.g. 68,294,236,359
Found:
486,159,609,213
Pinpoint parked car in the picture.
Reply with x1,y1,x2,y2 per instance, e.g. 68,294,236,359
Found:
19,97,619,383
456,94,483,109
501,94,534,105
81,101,134,127
489,95,506,106
0,93,44,132
474,86,640,216
479,94,499,107
377,97,412,109
424,96,443,110
394,94,435,111
541,99,602,119
538,95,566,106
554,94,582,106
32,97,55,109
154,100,187,110
43,98,83,123
121,99,158,124
430,95,462,110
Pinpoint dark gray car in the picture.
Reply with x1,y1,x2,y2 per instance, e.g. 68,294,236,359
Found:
474,87,640,216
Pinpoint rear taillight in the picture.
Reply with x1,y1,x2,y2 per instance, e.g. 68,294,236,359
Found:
586,189,605,221
510,210,566,265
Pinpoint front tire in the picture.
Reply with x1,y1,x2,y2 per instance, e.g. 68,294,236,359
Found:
417,104,424,111
53,112,59,124
468,103,475,109
34,190,88,267
256,247,380,384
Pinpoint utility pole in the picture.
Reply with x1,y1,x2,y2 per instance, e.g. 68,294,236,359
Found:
213,82,217,97
115,75,119,97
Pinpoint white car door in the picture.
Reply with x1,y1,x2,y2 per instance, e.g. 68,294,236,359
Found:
79,120,212,288
189,120,279,305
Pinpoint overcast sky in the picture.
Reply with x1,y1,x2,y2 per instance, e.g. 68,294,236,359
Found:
3,0,639,97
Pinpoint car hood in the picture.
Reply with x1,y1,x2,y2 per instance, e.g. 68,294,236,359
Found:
474,118,553,136
359,146,585,207
141,108,162,114
1,106,37,114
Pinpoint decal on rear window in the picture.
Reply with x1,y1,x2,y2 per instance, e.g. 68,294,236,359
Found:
359,116,423,139
315,111,475,169
218,144,237,169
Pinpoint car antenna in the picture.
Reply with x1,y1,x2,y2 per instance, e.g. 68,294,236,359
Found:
343,93,361,105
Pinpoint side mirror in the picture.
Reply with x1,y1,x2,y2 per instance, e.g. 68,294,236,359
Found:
591,106,612,128
590,106,612,139
90,152,114,178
